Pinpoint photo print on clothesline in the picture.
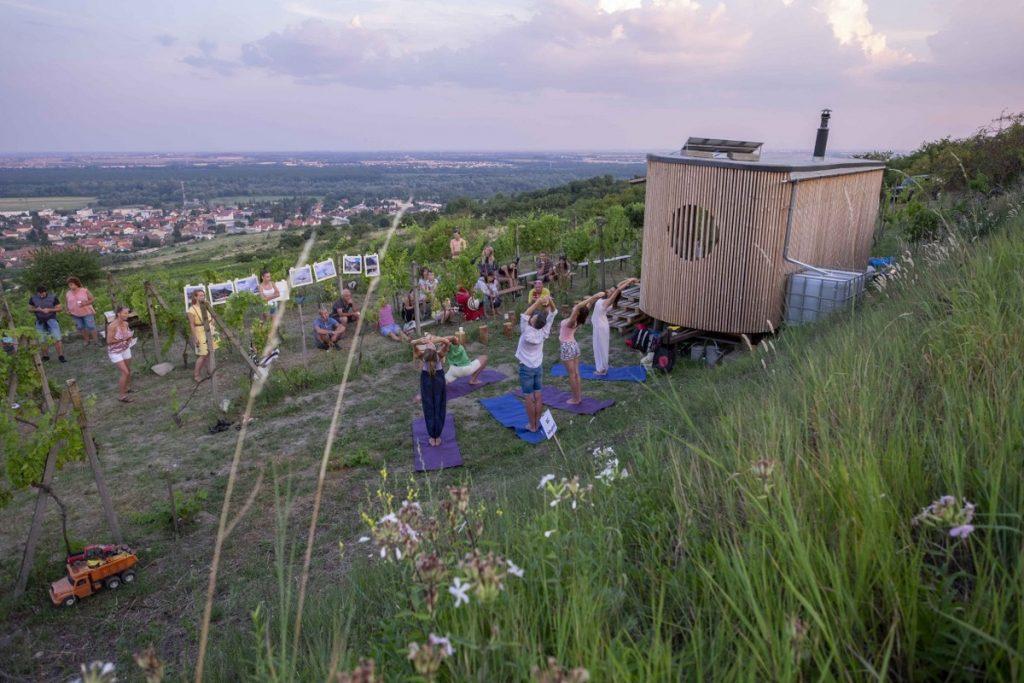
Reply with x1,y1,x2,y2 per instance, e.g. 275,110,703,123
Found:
208,281,235,305
364,253,380,277
289,265,314,288
313,258,337,282
342,254,362,275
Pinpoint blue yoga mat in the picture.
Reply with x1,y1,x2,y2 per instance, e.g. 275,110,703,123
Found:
479,394,547,444
550,363,647,382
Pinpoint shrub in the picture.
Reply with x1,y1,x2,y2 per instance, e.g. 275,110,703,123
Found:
17,246,104,291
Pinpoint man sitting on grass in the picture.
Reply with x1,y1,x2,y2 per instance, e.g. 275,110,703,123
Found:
443,334,488,384
332,288,360,328
313,307,345,349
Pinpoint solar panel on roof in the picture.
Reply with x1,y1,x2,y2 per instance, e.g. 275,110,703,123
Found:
682,138,763,161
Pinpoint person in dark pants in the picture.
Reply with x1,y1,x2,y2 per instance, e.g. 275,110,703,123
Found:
413,335,451,446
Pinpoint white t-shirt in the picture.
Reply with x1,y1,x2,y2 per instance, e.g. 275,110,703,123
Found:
515,311,556,368
475,278,498,298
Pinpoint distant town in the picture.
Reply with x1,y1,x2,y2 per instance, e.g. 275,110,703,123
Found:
0,197,442,268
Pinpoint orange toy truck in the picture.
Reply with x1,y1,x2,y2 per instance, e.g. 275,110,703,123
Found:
49,545,138,607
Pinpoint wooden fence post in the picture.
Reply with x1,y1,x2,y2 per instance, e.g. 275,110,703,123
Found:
106,272,120,310
143,282,163,365
14,389,70,598
0,276,14,327
597,216,607,293
67,378,123,544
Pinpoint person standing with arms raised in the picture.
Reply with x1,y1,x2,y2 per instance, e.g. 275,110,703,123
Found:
516,294,557,433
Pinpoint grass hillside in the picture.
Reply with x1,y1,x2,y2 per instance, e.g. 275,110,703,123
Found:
203,198,1024,680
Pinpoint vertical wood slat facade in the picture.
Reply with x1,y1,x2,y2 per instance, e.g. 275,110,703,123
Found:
639,157,883,335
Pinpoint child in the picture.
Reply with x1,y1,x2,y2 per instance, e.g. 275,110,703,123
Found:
561,292,603,404
378,301,410,342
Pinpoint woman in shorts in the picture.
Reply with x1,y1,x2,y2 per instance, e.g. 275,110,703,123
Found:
65,277,98,346
106,306,135,402
560,292,605,405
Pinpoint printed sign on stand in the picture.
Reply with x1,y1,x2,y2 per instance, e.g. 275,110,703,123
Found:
540,409,557,439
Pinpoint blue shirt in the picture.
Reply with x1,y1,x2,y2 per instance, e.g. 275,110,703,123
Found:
313,316,340,332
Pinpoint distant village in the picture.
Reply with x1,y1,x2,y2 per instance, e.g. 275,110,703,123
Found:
0,197,442,268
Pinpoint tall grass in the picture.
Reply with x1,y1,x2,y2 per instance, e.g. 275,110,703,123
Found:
213,200,1024,680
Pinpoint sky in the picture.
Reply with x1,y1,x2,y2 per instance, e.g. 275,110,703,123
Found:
0,0,1021,153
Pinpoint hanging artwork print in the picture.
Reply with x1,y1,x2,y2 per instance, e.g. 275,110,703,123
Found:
289,265,314,288
208,281,235,305
363,253,380,277
313,258,338,282
233,274,260,295
183,284,206,310
342,254,362,275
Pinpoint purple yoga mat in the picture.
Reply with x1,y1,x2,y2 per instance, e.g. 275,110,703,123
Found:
445,368,507,400
412,413,463,471
514,385,615,415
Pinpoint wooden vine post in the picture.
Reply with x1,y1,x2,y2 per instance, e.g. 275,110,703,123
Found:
31,349,55,412
145,284,190,369
143,281,163,365
199,299,218,398
296,299,307,356
0,278,17,402
14,389,70,598
410,261,422,336
106,272,120,310
201,301,260,376
597,216,608,293
67,378,123,544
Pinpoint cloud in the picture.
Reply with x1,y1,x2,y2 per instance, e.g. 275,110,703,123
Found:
183,39,238,76
155,33,177,47
818,0,913,65
903,0,1023,84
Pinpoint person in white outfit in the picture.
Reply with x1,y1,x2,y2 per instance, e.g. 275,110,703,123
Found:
591,278,638,375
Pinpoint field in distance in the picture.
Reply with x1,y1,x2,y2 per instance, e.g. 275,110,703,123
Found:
0,196,95,211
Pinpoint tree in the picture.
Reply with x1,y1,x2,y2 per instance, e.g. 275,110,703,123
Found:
18,246,103,291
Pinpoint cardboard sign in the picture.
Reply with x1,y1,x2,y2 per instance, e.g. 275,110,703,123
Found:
540,409,557,439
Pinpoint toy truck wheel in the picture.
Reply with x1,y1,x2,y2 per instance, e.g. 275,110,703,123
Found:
121,571,136,584
105,576,121,590
62,595,77,607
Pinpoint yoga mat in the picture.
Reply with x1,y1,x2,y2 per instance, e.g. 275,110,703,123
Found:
446,368,507,400
412,414,463,471
550,363,647,382
514,385,615,415
479,394,547,444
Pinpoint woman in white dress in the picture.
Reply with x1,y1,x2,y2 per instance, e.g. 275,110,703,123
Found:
591,278,638,375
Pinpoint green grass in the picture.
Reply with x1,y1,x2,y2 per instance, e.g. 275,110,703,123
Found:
0,196,96,211
208,203,1024,680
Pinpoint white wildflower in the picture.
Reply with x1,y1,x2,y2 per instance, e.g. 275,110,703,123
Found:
538,474,556,489
448,577,472,607
507,560,525,578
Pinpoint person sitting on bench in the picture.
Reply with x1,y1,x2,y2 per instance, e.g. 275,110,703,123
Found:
498,257,519,290
443,334,488,384
535,252,554,283
313,307,345,349
527,279,551,305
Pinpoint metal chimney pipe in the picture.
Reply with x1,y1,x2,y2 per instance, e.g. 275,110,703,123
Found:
812,108,831,159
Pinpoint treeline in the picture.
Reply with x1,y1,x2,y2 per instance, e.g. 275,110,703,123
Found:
0,161,644,208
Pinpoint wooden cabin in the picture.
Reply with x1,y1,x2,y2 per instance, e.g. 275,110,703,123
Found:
639,138,884,335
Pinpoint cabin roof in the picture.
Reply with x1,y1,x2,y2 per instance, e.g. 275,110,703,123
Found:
648,150,884,178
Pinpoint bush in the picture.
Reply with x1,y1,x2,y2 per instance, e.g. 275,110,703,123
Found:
17,246,103,291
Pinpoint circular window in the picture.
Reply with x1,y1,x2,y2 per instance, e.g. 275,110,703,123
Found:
666,205,717,261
